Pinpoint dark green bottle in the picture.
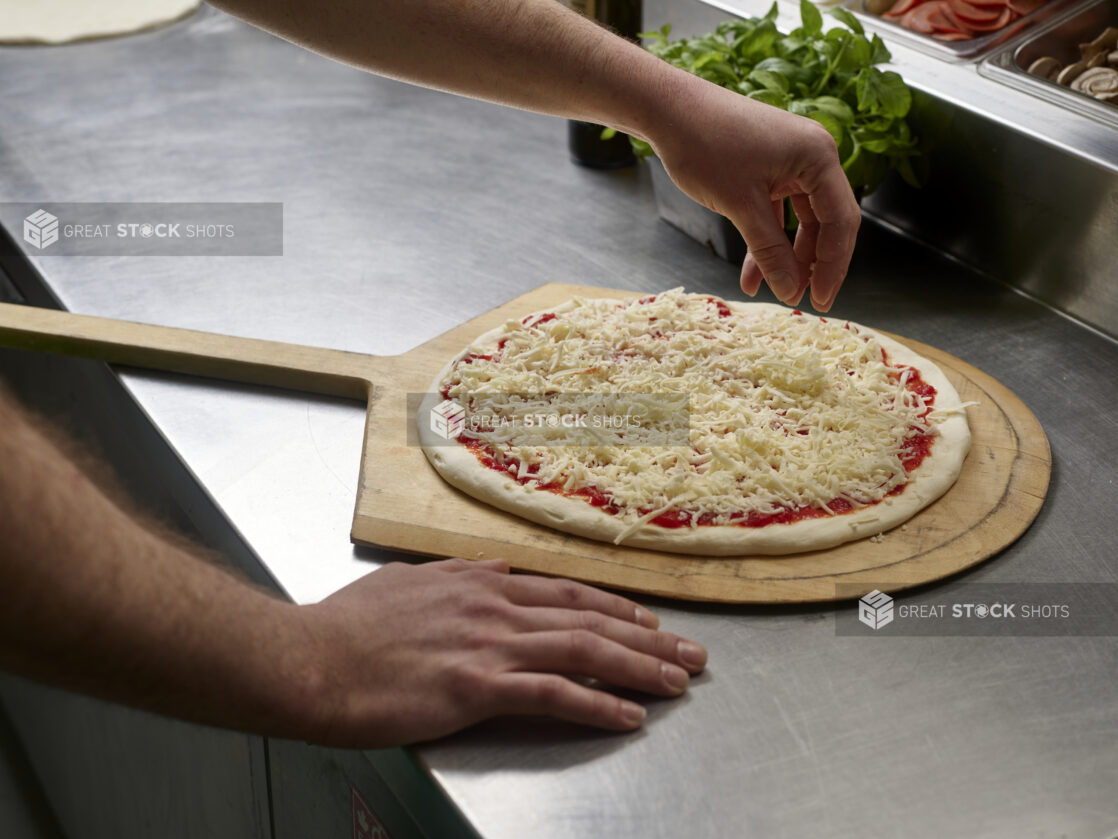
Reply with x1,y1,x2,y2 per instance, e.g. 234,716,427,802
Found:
567,0,641,169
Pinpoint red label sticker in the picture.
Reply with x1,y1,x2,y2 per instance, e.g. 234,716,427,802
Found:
351,785,391,839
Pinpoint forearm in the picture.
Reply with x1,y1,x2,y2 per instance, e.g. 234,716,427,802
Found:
209,0,695,143
0,387,313,736
209,0,860,309
0,383,711,747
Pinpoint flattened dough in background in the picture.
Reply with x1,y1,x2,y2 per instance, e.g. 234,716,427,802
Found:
0,0,200,45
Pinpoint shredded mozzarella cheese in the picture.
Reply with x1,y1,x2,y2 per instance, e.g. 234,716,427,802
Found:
440,289,941,529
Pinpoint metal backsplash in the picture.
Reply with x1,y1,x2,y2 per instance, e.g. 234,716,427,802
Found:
864,91,1118,339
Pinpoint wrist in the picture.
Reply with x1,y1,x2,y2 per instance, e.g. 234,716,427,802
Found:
614,56,724,156
253,599,338,742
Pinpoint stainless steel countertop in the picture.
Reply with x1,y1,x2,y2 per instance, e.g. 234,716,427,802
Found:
1,5,1116,837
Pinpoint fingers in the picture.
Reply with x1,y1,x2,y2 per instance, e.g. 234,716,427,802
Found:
788,193,818,308
493,673,648,731
510,606,707,674
438,561,661,631
730,116,858,312
504,630,690,697
801,164,860,313
500,574,660,629
730,189,802,305
738,186,855,312
739,253,764,298
415,562,707,733
444,565,706,675
740,199,782,298
437,557,511,574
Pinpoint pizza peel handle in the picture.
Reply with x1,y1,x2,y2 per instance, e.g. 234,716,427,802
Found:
0,302,377,399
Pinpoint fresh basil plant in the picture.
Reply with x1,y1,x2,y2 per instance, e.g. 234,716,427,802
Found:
617,0,921,213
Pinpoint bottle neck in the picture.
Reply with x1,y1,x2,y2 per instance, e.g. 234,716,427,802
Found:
566,0,641,42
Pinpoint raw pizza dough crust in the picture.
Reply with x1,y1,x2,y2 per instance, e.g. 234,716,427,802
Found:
419,295,971,556
0,0,200,45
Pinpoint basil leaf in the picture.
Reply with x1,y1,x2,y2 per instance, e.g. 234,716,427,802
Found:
870,33,892,64
828,7,864,35
857,69,912,119
805,95,856,126
692,52,739,84
639,24,672,45
733,21,780,62
896,154,925,188
800,0,824,36
858,134,898,154
747,89,789,109
841,33,873,72
753,56,814,86
807,110,846,145
749,68,790,94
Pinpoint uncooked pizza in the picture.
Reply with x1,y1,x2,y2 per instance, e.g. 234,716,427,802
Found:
418,289,971,556
0,0,200,45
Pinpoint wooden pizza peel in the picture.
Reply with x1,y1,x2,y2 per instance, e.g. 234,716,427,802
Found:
0,283,1051,603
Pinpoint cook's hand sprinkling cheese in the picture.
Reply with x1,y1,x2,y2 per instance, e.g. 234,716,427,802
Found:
210,0,860,311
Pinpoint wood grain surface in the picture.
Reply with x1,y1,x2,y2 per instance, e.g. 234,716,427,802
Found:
0,283,1051,603
350,283,1052,603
